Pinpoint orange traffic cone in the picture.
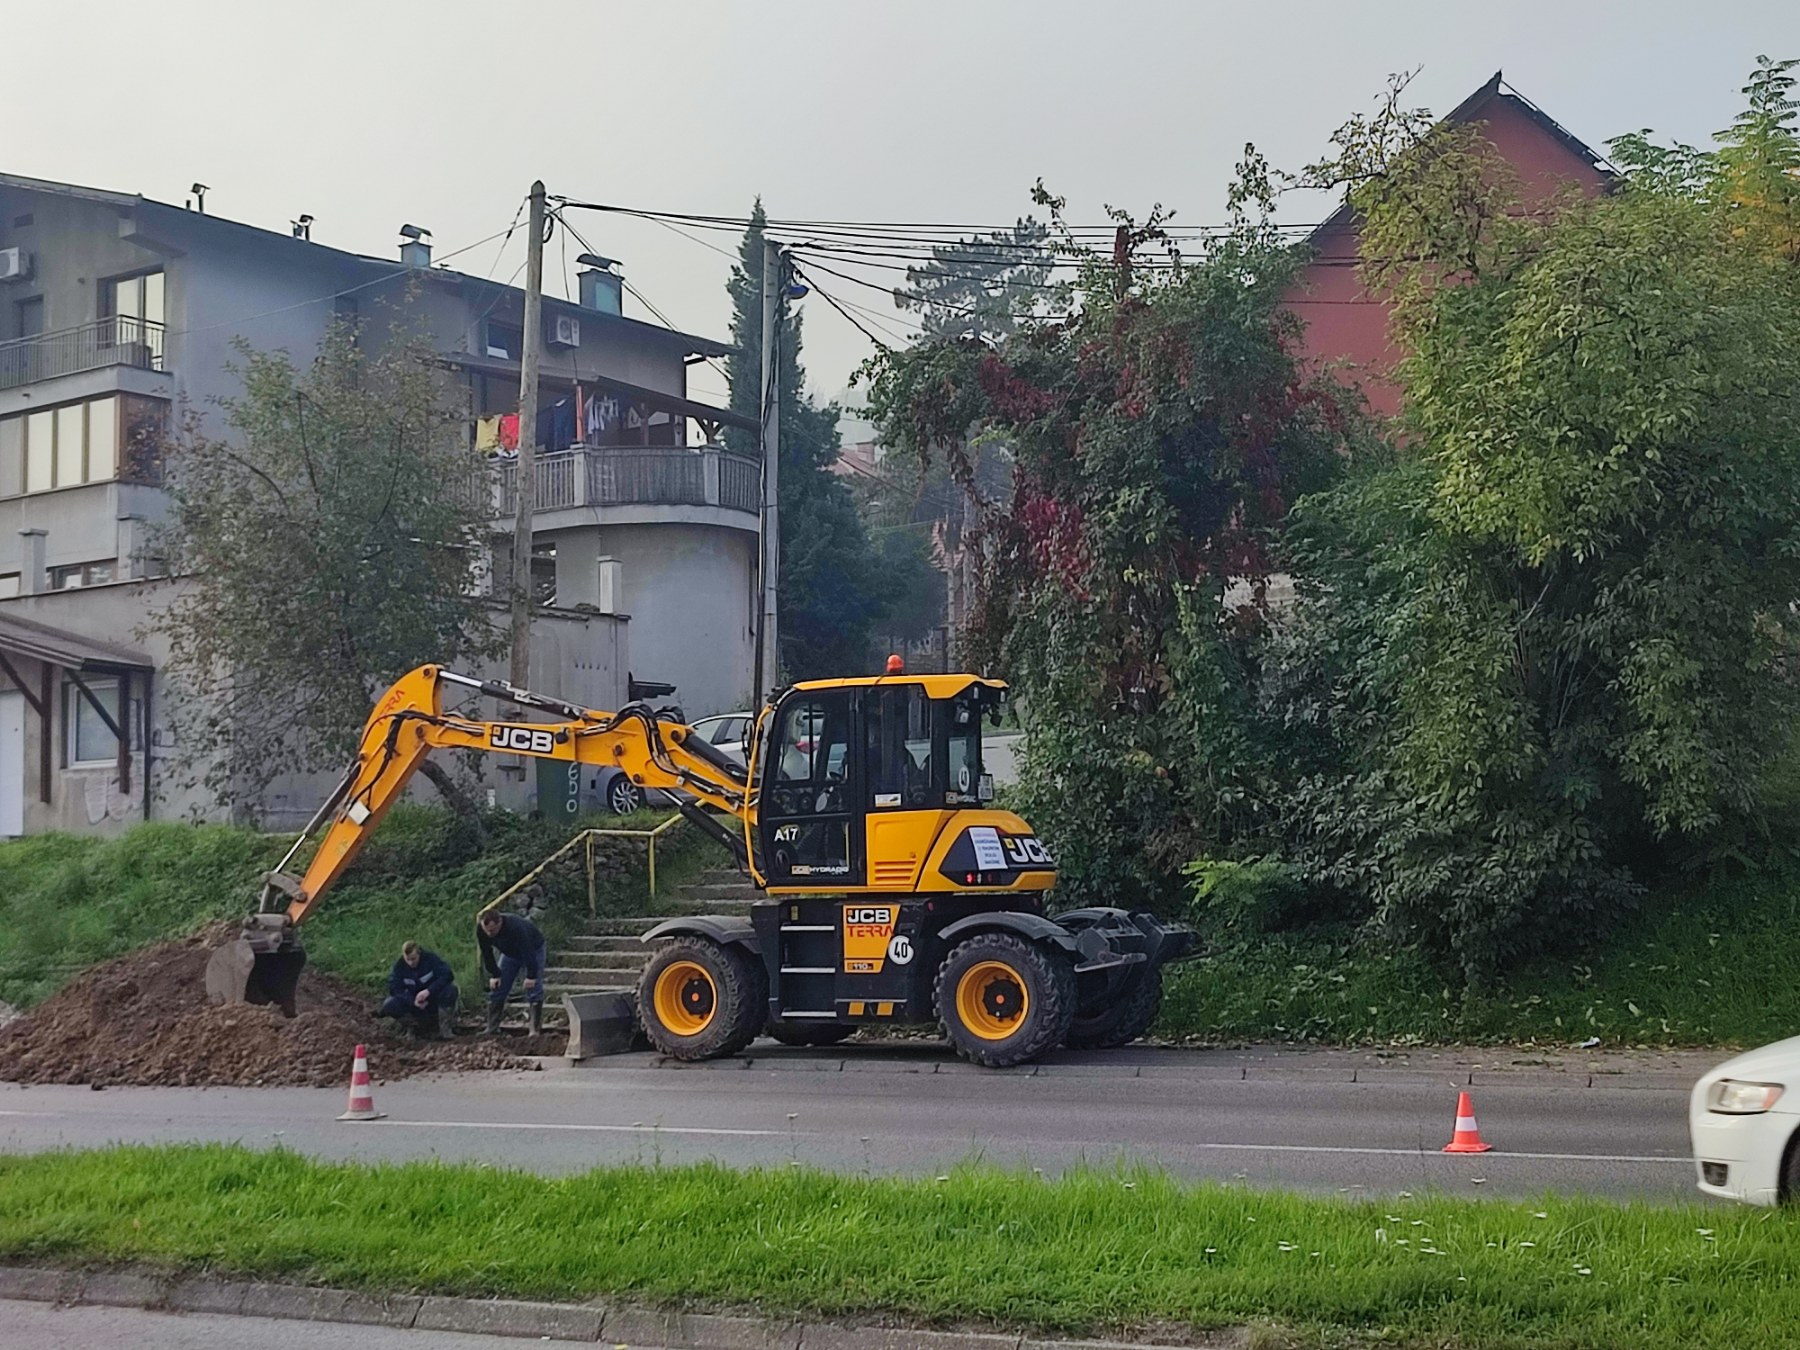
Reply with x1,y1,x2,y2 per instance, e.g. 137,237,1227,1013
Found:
1442,1090,1491,1153
337,1043,385,1122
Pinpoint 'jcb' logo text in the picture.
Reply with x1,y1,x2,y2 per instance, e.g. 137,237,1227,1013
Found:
490,726,555,755
845,907,895,926
1002,836,1053,866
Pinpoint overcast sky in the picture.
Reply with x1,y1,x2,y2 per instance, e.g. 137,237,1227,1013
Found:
13,1,1794,412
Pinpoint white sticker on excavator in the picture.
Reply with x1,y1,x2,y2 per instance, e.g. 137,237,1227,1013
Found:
968,826,1007,871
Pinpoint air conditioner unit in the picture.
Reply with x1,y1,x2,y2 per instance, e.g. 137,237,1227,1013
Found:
0,247,30,283
548,313,580,348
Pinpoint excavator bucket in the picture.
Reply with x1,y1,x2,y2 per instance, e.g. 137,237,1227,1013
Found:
204,913,306,1016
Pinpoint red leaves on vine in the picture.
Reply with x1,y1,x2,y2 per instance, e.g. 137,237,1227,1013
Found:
1016,490,1090,599
977,353,1060,423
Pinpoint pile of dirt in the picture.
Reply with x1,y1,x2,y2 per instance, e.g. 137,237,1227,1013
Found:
0,931,565,1087
0,1000,16,1030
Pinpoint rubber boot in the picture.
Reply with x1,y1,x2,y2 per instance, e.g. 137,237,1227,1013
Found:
526,1002,543,1036
484,1003,503,1036
437,1004,456,1040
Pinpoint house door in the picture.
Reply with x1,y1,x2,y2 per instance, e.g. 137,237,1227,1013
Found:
0,690,23,838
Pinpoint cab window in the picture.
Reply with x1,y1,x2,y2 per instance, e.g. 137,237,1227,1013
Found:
944,694,985,804
771,694,851,808
866,686,932,810
765,691,856,881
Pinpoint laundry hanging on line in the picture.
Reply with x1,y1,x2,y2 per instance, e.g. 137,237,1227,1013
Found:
474,415,502,453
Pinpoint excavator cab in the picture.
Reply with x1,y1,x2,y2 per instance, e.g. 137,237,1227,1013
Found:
755,676,1005,891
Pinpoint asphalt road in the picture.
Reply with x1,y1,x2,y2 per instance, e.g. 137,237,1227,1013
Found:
0,1040,1715,1202
0,1299,612,1349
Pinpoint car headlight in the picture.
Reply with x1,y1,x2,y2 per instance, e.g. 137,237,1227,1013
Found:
1708,1079,1785,1114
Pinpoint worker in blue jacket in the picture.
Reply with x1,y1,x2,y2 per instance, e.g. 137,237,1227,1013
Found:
376,941,459,1039
477,909,548,1036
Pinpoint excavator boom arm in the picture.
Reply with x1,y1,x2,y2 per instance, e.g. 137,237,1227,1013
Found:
271,665,755,927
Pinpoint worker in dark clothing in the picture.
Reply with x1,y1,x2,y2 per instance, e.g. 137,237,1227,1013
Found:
477,909,547,1035
376,941,459,1039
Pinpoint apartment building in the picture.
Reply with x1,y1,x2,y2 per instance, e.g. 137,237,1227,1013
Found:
0,173,758,835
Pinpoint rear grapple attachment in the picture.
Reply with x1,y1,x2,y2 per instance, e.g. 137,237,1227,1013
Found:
204,913,307,1017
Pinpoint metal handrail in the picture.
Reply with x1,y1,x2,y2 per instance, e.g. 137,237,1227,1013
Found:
479,812,686,919
0,317,165,392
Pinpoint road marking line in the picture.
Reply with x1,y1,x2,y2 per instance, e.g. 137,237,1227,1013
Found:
1185,1141,1689,1165
362,1119,785,1138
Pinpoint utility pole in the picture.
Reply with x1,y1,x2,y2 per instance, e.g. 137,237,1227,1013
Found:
754,238,782,701
509,179,547,689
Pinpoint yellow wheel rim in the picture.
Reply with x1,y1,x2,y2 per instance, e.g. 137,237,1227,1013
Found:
653,960,717,1037
955,960,1029,1041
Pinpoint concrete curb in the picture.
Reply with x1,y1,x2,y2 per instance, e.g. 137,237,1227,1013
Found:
0,1263,1246,1348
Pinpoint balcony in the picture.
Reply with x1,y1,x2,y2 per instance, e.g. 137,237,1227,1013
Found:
495,445,761,519
0,317,166,393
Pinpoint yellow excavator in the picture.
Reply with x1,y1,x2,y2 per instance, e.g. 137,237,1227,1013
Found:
207,662,1195,1067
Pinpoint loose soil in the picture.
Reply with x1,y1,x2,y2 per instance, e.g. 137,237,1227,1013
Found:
0,929,565,1087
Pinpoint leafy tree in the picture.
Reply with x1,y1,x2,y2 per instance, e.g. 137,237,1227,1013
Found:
154,319,501,824
1279,58,1800,980
892,217,1060,340
725,202,886,678
870,168,1358,908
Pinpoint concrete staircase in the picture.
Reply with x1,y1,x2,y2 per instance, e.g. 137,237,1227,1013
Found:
532,867,765,1020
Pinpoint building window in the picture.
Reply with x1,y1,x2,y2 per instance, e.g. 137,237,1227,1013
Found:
50,561,117,590
0,573,18,599
102,269,165,331
1,395,123,495
485,322,522,361
65,676,135,767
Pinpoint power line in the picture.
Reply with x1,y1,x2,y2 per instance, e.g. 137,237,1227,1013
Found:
789,258,895,352
550,207,734,390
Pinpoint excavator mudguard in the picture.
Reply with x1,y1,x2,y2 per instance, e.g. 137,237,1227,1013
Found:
204,913,307,1017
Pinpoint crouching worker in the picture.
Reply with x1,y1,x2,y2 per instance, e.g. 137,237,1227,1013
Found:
377,940,459,1039
477,909,547,1036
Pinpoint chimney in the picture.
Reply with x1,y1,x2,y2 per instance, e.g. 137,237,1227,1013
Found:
17,528,47,595
596,557,624,615
577,253,623,316
398,223,432,268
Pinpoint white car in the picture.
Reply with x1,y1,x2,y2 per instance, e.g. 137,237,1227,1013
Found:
1690,1037,1800,1204
689,712,753,766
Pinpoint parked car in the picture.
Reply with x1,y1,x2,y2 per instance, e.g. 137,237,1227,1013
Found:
1690,1037,1800,1204
689,712,753,766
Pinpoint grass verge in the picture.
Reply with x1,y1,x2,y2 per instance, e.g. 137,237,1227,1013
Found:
0,1144,1777,1349
1161,862,1800,1050
0,806,712,1008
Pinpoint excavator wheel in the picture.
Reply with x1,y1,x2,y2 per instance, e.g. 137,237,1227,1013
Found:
1064,965,1164,1050
638,935,767,1060
934,932,1074,1068
764,1021,858,1048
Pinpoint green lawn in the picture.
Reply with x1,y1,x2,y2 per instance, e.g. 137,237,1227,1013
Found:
0,1144,1784,1350
0,806,711,1008
1160,862,1800,1051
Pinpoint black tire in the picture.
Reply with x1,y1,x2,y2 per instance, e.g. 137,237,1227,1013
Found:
1064,965,1164,1050
637,936,767,1060
607,775,642,815
764,1021,858,1047
1781,1128,1800,1203
934,932,1075,1068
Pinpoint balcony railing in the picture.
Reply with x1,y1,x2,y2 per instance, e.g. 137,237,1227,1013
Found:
0,317,166,392
495,445,762,518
